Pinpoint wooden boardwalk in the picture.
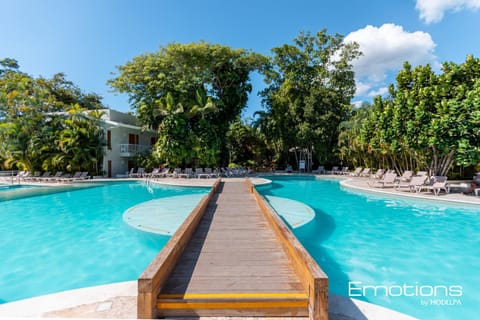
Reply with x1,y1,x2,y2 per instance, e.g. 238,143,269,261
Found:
138,179,328,319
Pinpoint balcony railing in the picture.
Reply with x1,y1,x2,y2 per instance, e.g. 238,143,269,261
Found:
119,144,151,157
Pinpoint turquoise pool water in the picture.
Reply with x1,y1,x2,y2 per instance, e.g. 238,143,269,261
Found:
0,181,209,303
257,176,480,320
0,184,35,191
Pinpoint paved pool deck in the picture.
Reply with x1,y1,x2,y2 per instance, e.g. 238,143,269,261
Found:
0,281,415,319
336,174,480,205
3,174,478,319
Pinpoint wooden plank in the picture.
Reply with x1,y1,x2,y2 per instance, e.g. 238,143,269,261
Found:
161,280,305,292
246,178,329,320
157,306,309,317
158,300,309,309
157,291,309,317
158,292,308,299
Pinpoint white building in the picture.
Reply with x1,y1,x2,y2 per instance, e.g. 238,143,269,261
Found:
100,109,157,178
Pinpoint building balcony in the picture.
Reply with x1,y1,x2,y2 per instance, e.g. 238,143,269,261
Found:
119,144,151,157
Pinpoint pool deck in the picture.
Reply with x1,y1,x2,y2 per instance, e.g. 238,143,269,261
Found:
0,281,415,319
3,174,476,319
337,175,480,205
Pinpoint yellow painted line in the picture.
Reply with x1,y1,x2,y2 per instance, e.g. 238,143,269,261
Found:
158,292,308,300
157,300,309,310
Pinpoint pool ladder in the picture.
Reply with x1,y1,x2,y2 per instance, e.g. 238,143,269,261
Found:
143,177,154,194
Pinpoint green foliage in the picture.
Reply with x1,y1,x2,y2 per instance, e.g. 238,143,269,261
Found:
226,118,268,168
109,42,268,167
0,58,19,76
0,60,105,174
150,91,220,167
258,30,361,169
339,55,480,176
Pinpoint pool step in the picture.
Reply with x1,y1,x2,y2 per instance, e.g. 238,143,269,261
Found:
156,292,310,317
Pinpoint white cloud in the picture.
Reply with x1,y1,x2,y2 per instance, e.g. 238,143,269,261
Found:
354,81,371,96
345,24,437,81
344,23,438,99
355,81,389,98
351,100,364,109
368,86,389,97
416,0,480,24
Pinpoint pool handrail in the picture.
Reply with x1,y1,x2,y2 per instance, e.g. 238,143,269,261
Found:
245,178,329,320
137,178,221,319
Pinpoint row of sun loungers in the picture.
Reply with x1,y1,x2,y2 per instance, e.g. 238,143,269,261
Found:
362,170,450,196
128,167,251,179
0,171,90,184
316,166,455,196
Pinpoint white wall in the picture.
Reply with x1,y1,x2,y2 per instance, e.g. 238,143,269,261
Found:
101,110,157,177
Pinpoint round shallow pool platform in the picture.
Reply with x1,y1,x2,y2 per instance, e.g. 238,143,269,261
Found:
123,194,206,236
264,195,315,228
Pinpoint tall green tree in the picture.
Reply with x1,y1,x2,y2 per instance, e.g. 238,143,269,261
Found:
226,118,268,168
338,102,372,168
339,55,480,176
259,30,361,169
152,91,218,167
109,42,268,167
0,59,105,174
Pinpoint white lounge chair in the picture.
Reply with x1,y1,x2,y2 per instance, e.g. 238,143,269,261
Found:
35,171,51,181
197,168,209,179
131,168,145,178
146,168,160,178
360,168,371,177
58,171,82,183
44,172,63,182
178,168,193,178
221,167,233,177
168,168,182,178
416,176,449,195
350,167,362,176
313,166,325,174
372,169,385,179
398,170,413,182
396,175,428,192
329,166,339,174
368,172,397,188
152,167,169,178
24,171,41,181
19,171,31,181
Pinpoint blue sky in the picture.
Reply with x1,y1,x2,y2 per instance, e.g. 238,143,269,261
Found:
1,0,480,118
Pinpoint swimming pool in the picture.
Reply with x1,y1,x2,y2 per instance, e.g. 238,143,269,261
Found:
0,181,209,303
257,176,480,320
